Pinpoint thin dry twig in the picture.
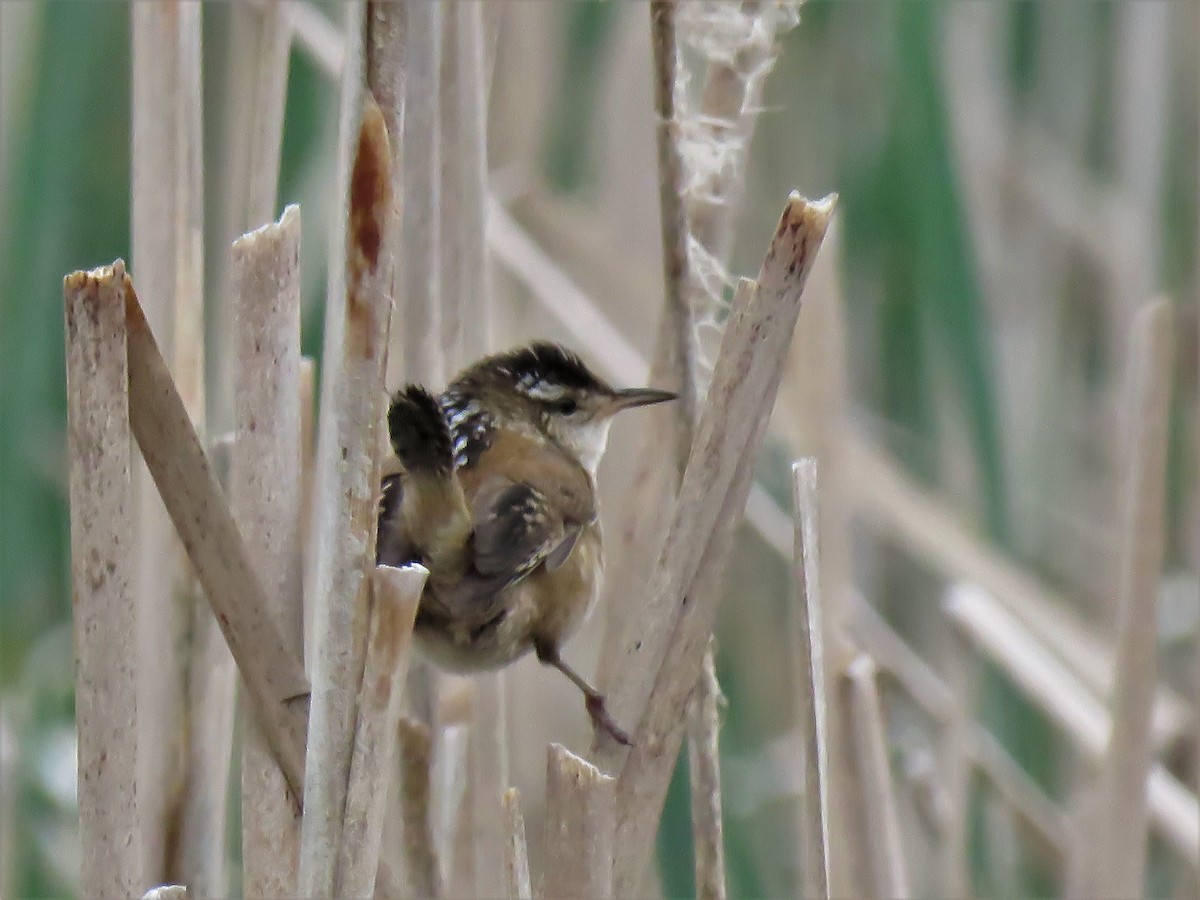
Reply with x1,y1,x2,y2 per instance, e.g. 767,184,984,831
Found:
64,262,142,899
598,193,836,895
789,459,830,900
544,744,617,900
337,565,425,898
502,788,532,900
1087,299,1175,898
301,56,395,893
232,205,304,898
845,655,910,899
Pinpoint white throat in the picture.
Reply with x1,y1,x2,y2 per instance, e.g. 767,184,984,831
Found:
557,419,612,477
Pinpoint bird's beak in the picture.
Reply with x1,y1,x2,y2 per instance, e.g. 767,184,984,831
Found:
608,387,678,413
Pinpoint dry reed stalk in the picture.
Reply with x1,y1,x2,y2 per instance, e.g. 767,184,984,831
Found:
395,716,442,898
502,788,532,900
337,565,425,898
64,262,142,899
647,6,728,896
599,0,799,668
162,6,237,891
845,655,910,898
599,194,835,894
454,0,492,363
140,887,186,900
122,265,311,797
939,606,976,899
1086,299,1175,897
287,0,346,78
544,744,617,899
944,583,1200,866
397,0,444,385
130,4,196,878
232,205,304,897
687,645,727,900
849,594,1072,866
789,459,831,900
301,20,395,884
299,355,317,667
247,1,291,218
487,200,648,377
846,434,1191,748
467,674,507,897
432,678,473,894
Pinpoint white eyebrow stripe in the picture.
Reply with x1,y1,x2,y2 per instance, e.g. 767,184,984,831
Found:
522,380,567,401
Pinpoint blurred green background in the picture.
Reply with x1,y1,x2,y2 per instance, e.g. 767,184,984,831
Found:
1,2,1197,897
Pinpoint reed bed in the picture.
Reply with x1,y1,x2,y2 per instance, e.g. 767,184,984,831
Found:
22,2,1199,898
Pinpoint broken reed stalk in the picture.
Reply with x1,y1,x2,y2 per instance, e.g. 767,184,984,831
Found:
943,584,1200,866
130,2,198,880
544,744,617,899
336,565,425,898
1087,299,1175,898
789,459,831,900
300,34,395,889
596,193,835,895
845,655,911,898
231,205,304,898
398,0,444,385
119,262,311,797
502,788,533,900
140,886,186,900
64,262,142,899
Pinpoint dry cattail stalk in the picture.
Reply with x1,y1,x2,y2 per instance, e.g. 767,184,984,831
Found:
1086,299,1175,898
789,459,830,899
337,564,425,898
301,28,395,887
64,262,142,899
544,744,617,899
502,788,532,900
232,205,304,898
598,193,835,895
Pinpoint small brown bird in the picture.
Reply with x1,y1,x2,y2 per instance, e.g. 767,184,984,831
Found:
377,342,675,745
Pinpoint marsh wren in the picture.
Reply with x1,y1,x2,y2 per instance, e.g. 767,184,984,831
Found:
376,342,675,745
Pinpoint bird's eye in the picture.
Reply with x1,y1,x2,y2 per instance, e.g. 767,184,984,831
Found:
555,398,578,415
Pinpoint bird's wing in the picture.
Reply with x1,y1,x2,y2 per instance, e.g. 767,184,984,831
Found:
469,476,580,586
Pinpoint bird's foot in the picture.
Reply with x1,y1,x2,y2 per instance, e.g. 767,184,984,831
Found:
585,691,632,747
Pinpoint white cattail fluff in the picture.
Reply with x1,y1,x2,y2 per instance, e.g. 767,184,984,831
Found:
673,0,803,397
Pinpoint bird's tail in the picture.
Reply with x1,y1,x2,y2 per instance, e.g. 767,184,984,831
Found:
377,386,472,574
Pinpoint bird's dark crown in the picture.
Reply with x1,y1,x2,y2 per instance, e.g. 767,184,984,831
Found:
450,341,610,399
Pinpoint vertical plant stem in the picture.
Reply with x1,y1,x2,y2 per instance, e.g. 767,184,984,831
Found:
598,195,835,895
395,716,442,898
845,655,911,899
301,16,395,883
130,4,189,878
456,0,492,362
398,0,444,385
1087,299,1175,898
940,595,977,900
233,205,304,898
64,262,142,899
789,459,830,900
502,788,532,900
544,744,617,900
337,565,426,898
